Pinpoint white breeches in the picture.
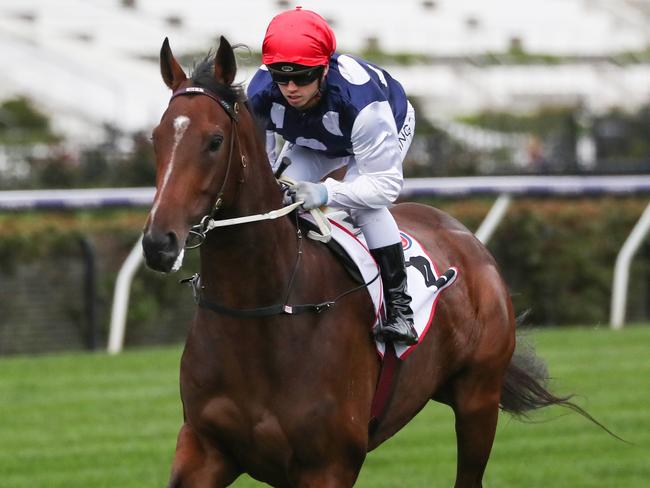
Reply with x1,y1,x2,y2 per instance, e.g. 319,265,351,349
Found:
278,102,415,249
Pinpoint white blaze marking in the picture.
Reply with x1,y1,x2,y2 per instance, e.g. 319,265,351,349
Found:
150,115,191,223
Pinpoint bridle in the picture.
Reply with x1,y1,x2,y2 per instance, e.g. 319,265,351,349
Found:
169,86,245,245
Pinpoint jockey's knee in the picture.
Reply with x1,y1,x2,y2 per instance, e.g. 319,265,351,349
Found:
349,207,401,248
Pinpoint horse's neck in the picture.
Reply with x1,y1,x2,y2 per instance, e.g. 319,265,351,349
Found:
224,116,282,217
198,123,300,306
199,216,298,304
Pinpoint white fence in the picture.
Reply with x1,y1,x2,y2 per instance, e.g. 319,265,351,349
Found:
2,175,650,352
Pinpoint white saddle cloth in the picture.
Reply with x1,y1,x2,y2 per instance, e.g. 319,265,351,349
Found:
301,211,457,360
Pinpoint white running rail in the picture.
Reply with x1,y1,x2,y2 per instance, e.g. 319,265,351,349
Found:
107,234,144,354
475,194,512,244
610,201,650,329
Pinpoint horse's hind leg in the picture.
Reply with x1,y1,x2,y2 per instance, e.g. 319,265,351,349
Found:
168,423,240,488
449,371,502,488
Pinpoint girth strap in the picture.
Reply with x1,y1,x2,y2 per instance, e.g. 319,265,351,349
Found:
181,271,379,318
198,296,335,317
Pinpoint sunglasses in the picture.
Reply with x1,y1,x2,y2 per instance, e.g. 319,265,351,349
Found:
270,66,324,87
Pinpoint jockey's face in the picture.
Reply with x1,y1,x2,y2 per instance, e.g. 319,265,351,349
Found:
277,66,328,110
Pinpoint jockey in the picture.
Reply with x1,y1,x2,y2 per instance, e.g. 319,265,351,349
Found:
247,7,418,345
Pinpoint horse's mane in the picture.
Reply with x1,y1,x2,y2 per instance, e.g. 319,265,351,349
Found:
190,52,246,104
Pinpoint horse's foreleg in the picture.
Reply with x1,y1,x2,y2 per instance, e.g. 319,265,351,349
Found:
168,423,240,488
450,372,502,488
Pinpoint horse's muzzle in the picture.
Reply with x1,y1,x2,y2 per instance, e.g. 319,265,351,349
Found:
142,229,181,273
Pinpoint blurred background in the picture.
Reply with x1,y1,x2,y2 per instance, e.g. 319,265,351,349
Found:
0,0,649,355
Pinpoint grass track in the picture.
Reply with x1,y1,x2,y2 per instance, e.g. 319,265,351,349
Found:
1,326,649,487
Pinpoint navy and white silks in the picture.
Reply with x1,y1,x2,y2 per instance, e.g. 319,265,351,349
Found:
247,53,415,248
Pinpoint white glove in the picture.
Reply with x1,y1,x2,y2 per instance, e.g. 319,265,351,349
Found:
291,181,328,210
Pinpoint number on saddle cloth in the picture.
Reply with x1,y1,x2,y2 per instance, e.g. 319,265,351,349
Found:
407,257,457,291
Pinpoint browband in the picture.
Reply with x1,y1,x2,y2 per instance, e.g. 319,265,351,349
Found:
170,86,239,121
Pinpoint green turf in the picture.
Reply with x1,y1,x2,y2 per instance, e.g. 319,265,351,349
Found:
1,326,649,487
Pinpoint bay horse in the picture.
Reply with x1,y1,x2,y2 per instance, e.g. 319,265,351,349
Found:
143,37,590,488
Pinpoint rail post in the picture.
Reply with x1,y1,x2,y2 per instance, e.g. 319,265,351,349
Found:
108,234,144,354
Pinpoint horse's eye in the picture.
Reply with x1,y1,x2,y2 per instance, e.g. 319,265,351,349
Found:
208,135,224,152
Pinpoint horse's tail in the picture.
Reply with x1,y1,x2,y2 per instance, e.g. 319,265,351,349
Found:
499,333,575,416
499,320,627,442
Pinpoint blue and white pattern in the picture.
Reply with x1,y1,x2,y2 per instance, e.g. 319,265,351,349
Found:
247,53,408,159
322,111,343,136
248,53,413,211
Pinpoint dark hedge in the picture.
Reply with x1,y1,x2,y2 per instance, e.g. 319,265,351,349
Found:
0,198,648,354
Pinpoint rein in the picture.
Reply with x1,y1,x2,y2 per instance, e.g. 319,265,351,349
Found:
186,200,303,249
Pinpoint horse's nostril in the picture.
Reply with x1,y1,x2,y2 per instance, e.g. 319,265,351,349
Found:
164,231,178,251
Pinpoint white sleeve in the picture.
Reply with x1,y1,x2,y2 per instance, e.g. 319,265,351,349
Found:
323,101,404,209
265,130,278,168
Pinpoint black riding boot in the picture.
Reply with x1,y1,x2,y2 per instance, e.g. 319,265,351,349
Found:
370,243,418,345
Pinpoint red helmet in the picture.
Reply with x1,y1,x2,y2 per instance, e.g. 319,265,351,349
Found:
262,7,336,68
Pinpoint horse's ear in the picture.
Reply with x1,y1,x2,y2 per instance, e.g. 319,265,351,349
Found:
215,36,237,86
160,37,187,90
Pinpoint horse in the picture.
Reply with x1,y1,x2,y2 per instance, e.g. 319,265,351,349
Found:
142,37,591,488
